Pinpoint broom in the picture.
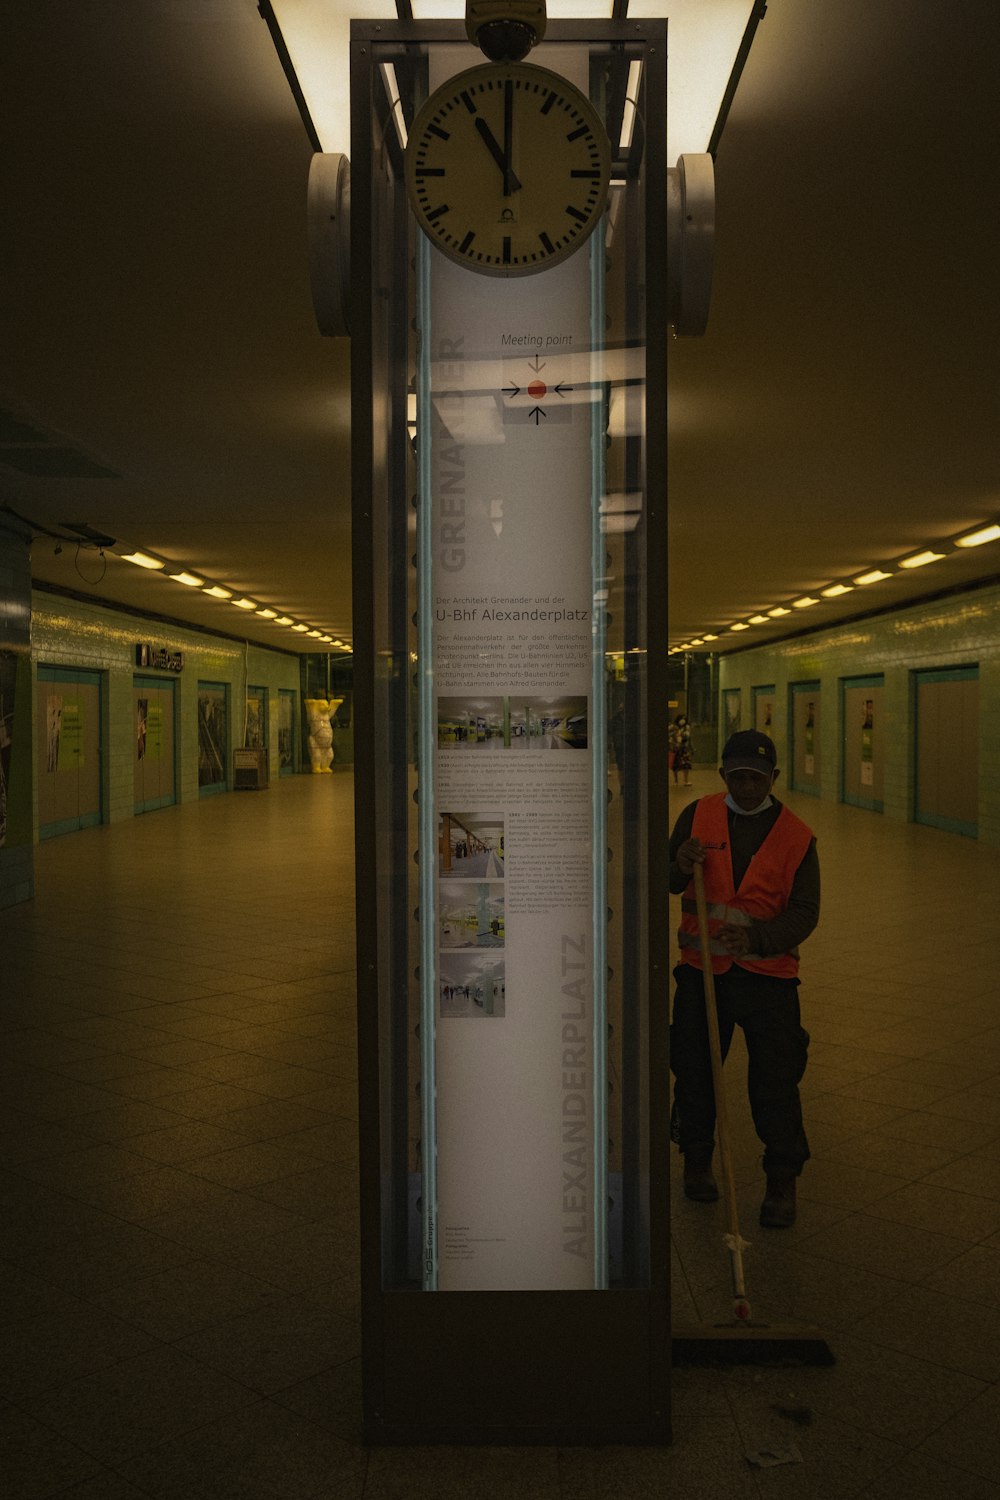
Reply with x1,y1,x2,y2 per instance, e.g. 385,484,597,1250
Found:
672,860,834,1366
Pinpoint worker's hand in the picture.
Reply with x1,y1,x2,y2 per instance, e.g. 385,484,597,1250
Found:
676,838,706,876
718,923,751,957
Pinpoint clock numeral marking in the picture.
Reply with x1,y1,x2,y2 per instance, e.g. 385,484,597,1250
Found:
540,91,557,116
566,125,589,142
427,204,450,223
571,169,600,179
459,231,476,253
566,205,588,224
502,236,512,264
416,168,446,178
428,124,450,142
460,91,476,114
539,231,555,255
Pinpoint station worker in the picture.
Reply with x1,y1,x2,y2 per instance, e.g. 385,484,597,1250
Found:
667,730,820,1227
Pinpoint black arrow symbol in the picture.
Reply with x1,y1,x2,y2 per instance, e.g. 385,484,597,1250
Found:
554,383,573,397
527,355,546,372
529,406,547,425
502,384,520,399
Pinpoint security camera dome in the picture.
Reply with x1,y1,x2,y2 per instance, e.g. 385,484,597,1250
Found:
465,1,547,61
477,19,536,61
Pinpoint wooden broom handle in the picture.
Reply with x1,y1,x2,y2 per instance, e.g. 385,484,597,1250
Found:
692,860,748,1303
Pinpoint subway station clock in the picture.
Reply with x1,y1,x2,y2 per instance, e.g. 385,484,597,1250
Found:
404,61,611,276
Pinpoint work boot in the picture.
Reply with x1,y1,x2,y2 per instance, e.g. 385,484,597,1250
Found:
683,1147,719,1203
760,1170,797,1228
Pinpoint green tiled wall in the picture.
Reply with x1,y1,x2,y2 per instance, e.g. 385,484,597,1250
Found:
31,592,300,835
1,516,34,906
717,582,1000,845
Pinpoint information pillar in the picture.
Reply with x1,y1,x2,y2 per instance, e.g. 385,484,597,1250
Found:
352,18,671,1443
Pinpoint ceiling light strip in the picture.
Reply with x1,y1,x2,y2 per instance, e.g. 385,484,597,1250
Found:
672,516,1000,650
956,523,1000,548
116,542,350,647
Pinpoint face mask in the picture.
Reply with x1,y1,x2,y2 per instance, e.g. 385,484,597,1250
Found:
725,792,774,817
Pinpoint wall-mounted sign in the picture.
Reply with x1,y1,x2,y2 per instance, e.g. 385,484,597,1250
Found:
136,644,184,672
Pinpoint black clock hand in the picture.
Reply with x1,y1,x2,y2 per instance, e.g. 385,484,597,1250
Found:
474,116,522,192
503,79,514,197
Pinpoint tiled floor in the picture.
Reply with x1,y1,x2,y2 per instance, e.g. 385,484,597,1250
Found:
2,768,999,1498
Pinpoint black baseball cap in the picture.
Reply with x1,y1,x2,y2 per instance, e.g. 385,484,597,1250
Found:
721,730,777,774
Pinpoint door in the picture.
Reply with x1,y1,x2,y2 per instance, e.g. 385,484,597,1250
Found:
36,666,103,837
914,667,979,837
134,676,177,813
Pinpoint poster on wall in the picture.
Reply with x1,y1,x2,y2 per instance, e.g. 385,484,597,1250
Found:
860,697,875,785
46,694,63,772
0,651,15,848
424,236,601,1292
805,699,816,776
56,697,84,772
278,695,294,770
728,687,743,741
147,702,163,759
198,691,227,786
136,699,148,761
724,689,741,738
245,697,263,749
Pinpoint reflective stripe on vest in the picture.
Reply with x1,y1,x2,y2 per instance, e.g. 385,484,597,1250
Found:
677,899,750,957
677,793,813,978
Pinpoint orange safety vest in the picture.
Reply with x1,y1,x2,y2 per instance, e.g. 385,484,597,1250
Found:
677,793,814,978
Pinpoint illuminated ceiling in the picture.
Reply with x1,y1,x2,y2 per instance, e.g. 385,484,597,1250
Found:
4,1,999,655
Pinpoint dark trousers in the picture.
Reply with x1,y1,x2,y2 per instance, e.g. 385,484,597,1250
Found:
670,962,811,1175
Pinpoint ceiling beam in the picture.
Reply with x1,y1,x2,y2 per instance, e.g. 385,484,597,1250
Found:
257,0,323,153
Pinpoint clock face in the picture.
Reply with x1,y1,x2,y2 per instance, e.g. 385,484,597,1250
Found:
405,62,611,277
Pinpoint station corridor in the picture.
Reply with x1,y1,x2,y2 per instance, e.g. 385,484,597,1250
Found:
2,769,1000,1498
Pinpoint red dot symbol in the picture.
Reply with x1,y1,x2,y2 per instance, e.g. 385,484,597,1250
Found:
528,380,547,399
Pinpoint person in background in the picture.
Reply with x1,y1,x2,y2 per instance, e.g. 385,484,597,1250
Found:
667,730,820,1227
669,713,693,787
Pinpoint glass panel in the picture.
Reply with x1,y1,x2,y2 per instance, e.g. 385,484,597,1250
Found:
361,28,658,1295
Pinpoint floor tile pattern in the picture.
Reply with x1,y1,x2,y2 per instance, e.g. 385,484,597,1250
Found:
2,770,999,1496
